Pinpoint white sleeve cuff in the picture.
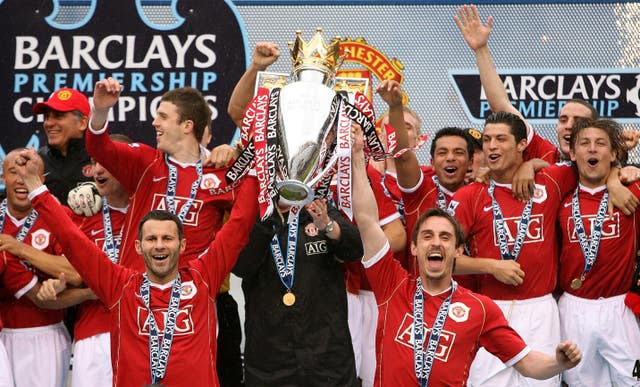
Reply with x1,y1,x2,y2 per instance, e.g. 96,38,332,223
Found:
505,345,532,367
14,276,38,300
362,241,390,268
27,185,48,201
379,212,402,227
398,170,424,194
88,113,108,134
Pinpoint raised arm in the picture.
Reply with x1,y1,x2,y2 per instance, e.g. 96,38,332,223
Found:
228,42,280,126
15,148,128,306
376,80,421,189
455,5,520,118
352,126,387,261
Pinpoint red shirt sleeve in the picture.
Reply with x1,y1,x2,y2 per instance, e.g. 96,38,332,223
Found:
32,189,134,307
199,176,259,294
0,253,36,297
477,294,529,364
86,130,160,193
524,132,559,164
364,244,409,303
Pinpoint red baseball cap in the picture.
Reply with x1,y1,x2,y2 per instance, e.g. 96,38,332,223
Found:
33,88,90,117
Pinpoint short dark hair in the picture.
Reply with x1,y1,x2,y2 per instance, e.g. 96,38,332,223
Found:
138,210,184,241
484,112,527,144
429,127,474,159
570,118,627,165
412,207,465,248
564,99,599,120
161,87,211,143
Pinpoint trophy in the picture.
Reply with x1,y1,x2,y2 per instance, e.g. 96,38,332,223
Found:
274,28,344,206
231,28,384,218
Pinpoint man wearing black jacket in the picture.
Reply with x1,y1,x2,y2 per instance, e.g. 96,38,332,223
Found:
234,199,363,387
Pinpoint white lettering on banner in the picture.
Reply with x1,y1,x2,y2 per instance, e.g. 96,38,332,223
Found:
151,194,203,227
480,74,622,101
567,212,620,242
14,34,216,70
137,305,195,336
394,313,455,361
492,214,544,245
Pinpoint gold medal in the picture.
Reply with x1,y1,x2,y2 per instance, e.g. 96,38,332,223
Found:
282,291,296,306
570,278,583,289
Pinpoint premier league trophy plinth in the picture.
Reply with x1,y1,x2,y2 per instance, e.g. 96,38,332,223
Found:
275,28,343,206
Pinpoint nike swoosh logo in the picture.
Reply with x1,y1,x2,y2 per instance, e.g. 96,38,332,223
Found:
483,206,493,212
90,228,103,236
563,202,572,208
152,176,167,183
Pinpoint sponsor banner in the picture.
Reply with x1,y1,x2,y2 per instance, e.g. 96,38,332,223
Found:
0,0,248,187
449,69,640,124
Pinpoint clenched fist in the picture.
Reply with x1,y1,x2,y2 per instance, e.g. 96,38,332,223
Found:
67,182,102,216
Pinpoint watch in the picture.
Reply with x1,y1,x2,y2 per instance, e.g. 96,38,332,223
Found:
322,220,335,234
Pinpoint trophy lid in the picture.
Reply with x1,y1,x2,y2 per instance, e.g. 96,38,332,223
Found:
288,28,343,82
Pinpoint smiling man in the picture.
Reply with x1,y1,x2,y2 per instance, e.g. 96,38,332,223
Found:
86,78,244,270
350,124,582,386
14,147,259,387
448,111,578,386
377,80,473,276
556,118,640,386
33,88,94,203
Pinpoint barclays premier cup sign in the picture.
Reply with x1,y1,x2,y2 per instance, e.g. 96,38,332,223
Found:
1,0,247,158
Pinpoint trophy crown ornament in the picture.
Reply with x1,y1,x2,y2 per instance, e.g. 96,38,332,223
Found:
288,28,343,81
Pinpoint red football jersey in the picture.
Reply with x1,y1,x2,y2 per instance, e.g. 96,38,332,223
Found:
558,183,640,298
74,205,127,341
0,251,39,331
524,132,560,164
364,244,529,386
31,178,257,387
0,214,65,328
449,164,576,300
343,165,402,293
86,130,237,271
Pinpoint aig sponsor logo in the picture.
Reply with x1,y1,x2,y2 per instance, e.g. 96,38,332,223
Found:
492,214,544,246
151,194,203,226
305,240,328,256
137,305,195,336
448,69,640,124
567,212,620,242
394,313,456,362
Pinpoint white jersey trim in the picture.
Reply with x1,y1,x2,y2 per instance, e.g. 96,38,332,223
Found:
362,241,390,269
88,116,108,135
504,345,532,368
379,212,402,227
398,169,424,194
14,275,38,300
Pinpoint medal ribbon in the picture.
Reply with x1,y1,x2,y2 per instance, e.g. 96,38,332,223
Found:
0,199,38,242
431,175,448,210
164,154,203,223
101,199,122,264
413,278,457,386
488,181,533,260
141,273,182,384
571,187,608,279
269,206,300,292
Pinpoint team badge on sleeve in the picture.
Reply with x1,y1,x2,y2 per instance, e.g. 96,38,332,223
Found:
180,281,197,300
448,302,470,322
532,184,547,203
30,229,51,250
200,173,222,190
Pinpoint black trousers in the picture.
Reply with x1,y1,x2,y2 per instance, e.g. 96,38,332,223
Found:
216,291,244,387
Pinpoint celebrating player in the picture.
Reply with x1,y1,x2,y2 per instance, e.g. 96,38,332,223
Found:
350,122,582,386
15,147,258,387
